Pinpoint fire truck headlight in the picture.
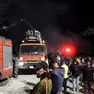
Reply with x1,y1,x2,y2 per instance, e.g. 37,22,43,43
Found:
20,57,23,60
19,62,24,66
41,57,45,61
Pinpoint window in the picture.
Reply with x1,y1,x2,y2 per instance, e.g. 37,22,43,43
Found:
19,45,45,55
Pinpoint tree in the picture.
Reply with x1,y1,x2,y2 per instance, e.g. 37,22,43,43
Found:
82,26,94,36
82,26,94,55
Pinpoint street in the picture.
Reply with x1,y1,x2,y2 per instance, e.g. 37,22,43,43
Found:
0,73,84,94
0,74,39,94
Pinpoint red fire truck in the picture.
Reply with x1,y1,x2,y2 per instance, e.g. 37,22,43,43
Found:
0,37,13,80
18,29,48,70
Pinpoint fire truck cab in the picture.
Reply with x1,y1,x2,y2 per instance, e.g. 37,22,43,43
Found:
18,29,48,70
0,37,12,80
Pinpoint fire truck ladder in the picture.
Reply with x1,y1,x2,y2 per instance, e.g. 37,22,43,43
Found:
25,29,42,43
0,19,42,43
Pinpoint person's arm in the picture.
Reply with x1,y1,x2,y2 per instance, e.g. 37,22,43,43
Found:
92,67,94,78
69,64,73,73
32,81,44,94
12,57,15,60
51,73,59,94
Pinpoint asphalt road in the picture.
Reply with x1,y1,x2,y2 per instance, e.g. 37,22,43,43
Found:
0,72,84,94
18,74,84,94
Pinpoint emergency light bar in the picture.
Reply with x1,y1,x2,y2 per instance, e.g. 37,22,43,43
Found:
61,44,75,56
65,48,71,52
21,39,45,44
21,39,44,43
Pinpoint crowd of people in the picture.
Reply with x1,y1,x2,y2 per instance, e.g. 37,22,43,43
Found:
31,53,94,94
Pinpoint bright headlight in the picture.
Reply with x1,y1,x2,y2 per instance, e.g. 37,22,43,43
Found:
20,57,23,60
19,62,24,66
41,57,45,61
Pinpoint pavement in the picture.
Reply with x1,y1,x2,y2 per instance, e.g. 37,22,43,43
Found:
0,74,84,94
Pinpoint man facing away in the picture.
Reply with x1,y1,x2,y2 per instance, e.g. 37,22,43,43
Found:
70,58,81,93
50,54,65,94
82,60,94,94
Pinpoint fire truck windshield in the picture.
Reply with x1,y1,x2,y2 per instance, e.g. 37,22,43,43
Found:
19,45,45,55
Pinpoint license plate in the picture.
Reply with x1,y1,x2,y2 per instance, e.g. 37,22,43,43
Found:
29,66,34,69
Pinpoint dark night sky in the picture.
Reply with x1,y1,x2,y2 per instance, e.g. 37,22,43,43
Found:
1,0,94,53
4,0,93,32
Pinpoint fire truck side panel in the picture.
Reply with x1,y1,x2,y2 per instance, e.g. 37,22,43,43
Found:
2,40,12,79
0,40,3,78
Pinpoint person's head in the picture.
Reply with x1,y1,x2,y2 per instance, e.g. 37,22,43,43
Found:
60,56,66,65
56,55,61,61
51,54,59,68
92,59,94,64
73,58,77,64
53,62,59,68
13,54,17,58
87,60,92,67
48,53,59,69
63,58,67,64
36,61,49,78
79,56,81,59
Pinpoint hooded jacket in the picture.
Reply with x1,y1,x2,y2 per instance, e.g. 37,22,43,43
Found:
51,67,65,94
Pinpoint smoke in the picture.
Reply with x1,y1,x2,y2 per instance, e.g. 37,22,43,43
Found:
41,25,90,54
41,25,74,49
2,0,91,55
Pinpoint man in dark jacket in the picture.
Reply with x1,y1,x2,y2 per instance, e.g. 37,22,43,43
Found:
82,60,94,94
70,59,80,93
50,54,65,94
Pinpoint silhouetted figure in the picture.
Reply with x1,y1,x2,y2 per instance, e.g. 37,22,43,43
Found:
12,55,20,78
